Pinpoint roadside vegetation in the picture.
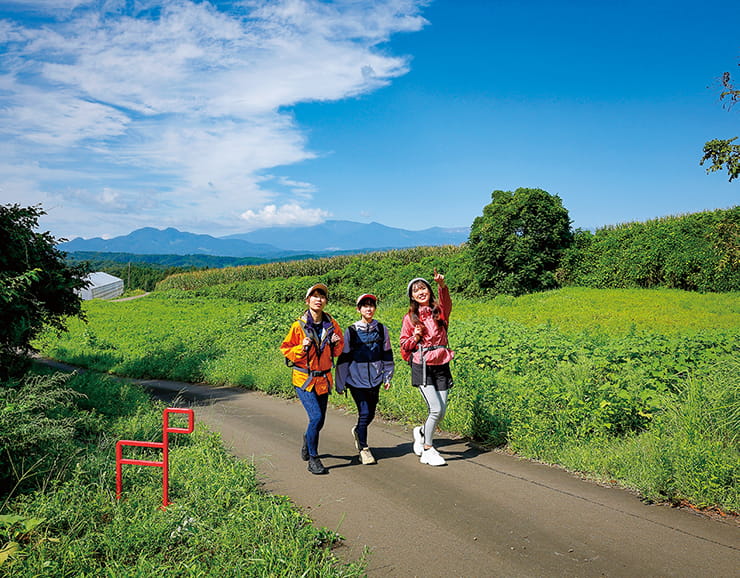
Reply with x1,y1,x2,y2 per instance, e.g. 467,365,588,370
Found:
0,367,365,575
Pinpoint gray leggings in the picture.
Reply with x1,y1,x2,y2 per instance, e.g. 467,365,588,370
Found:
418,384,448,446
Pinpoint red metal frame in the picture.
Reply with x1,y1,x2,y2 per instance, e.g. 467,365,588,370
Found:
115,407,195,509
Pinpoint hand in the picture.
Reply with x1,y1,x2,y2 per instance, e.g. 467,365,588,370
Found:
330,333,340,344
413,325,424,341
302,337,311,351
383,381,391,390
433,267,446,287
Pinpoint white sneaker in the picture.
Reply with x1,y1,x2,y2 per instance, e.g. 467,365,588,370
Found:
420,447,446,466
412,426,424,456
359,448,376,465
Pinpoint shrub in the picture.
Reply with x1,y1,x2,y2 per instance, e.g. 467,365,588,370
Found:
0,204,88,379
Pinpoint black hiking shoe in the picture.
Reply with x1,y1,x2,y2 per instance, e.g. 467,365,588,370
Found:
301,436,309,461
307,457,328,475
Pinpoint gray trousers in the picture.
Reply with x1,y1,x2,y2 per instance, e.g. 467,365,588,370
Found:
418,384,448,447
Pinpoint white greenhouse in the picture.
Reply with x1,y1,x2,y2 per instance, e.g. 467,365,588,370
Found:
77,272,125,301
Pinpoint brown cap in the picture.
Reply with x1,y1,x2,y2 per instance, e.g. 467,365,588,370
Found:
305,283,328,299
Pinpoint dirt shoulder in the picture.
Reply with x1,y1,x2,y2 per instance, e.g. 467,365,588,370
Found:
39,359,740,577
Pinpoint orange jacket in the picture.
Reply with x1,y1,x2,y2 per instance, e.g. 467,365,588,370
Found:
280,311,344,394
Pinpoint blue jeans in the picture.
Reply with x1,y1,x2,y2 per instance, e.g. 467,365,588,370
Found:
348,385,380,448
295,386,329,458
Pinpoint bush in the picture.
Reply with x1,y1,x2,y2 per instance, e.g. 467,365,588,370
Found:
0,204,88,379
558,207,740,292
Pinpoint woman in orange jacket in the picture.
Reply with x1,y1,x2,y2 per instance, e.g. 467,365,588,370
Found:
280,283,343,474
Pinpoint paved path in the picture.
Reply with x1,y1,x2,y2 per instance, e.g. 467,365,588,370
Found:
41,360,739,577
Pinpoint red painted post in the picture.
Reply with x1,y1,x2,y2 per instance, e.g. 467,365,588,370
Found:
116,407,195,509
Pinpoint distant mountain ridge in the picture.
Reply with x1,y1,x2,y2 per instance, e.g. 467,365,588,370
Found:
58,220,469,258
223,220,469,252
58,227,295,259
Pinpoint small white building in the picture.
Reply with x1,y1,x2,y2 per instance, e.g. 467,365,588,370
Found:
77,272,125,300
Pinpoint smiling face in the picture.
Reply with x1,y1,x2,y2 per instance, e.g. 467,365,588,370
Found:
357,300,376,323
410,281,431,306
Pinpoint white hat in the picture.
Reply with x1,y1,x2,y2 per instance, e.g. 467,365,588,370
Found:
407,277,432,298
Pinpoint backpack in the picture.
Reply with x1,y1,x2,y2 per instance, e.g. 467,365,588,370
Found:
347,322,385,363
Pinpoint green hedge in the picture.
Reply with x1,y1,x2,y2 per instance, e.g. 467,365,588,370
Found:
557,207,739,292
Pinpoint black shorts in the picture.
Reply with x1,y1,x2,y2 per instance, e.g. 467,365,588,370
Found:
411,362,453,390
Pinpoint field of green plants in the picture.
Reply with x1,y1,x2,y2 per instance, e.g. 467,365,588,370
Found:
34,280,740,514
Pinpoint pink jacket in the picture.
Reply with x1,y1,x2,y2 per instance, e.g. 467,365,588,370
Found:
399,284,454,366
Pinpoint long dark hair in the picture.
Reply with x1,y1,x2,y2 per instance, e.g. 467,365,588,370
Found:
407,280,447,330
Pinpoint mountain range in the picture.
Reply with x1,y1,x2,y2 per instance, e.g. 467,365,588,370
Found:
58,220,469,258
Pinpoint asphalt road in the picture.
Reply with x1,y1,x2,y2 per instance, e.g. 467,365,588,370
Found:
41,360,740,577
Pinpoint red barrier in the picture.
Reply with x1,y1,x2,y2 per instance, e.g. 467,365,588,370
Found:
116,407,195,509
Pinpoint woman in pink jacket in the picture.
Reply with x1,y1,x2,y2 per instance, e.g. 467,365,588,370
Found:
399,269,454,466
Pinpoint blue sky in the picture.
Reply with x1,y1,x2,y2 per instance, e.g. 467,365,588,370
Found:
1,0,738,241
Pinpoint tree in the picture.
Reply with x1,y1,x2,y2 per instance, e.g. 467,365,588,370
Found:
0,204,88,379
468,188,573,295
701,63,740,182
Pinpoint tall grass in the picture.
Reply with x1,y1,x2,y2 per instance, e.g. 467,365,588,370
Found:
554,359,740,508
0,371,85,497
1,369,366,575
156,245,466,298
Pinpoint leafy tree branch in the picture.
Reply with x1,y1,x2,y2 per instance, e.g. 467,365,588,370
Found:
701,63,739,182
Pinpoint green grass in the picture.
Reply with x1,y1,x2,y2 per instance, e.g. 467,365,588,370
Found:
458,287,740,334
1,369,366,576
33,287,740,513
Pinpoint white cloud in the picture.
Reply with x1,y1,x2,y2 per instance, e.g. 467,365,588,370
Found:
240,203,331,230
275,176,318,196
0,83,129,147
0,0,428,238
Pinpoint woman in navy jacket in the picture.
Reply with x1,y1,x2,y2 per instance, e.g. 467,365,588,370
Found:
336,294,394,465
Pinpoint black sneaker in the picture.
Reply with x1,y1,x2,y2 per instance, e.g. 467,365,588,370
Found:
301,436,309,461
307,457,328,475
